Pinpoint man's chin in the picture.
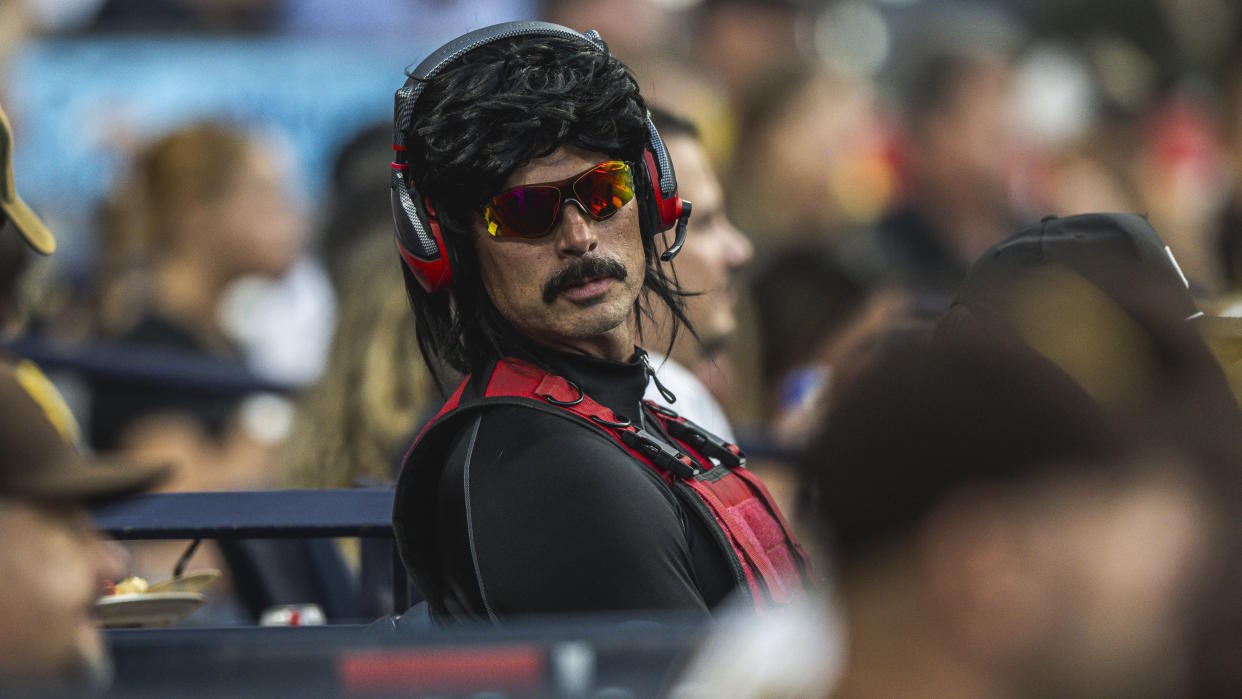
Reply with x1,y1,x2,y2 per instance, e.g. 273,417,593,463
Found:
693,320,735,357
534,305,632,346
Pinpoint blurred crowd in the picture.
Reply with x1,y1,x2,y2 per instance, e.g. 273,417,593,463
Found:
3,0,1242,696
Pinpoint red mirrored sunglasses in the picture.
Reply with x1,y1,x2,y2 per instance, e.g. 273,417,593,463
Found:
484,160,635,239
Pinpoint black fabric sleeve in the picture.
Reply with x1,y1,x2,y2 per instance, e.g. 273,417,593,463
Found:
435,407,710,620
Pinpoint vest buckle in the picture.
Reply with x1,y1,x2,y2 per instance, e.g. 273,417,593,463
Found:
664,417,745,468
618,428,701,480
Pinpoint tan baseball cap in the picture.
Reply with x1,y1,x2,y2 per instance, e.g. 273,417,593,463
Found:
0,103,55,255
0,359,169,503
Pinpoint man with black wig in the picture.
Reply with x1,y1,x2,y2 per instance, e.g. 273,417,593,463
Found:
390,24,809,622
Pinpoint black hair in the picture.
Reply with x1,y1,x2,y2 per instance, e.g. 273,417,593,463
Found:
329,120,393,197
320,120,395,288
399,34,693,386
750,243,870,387
899,49,998,133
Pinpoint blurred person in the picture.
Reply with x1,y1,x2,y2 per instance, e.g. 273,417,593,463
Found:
735,243,911,528
799,338,1225,699
318,121,394,289
390,21,812,622
281,234,431,491
543,0,681,67
939,214,1242,698
752,242,923,440
749,244,875,428
283,117,437,491
279,234,433,620
1025,146,1139,222
0,363,168,694
90,120,303,491
640,107,752,440
691,0,805,106
730,68,895,247
88,121,305,625
846,45,1021,305
1003,44,1142,224
261,123,426,622
939,212,1242,698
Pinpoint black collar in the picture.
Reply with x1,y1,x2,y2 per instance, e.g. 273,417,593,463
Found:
530,345,649,425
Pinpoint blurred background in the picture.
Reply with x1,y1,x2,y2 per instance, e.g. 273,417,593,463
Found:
5,0,1242,628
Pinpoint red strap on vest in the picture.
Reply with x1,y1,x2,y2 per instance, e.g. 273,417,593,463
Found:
646,406,811,607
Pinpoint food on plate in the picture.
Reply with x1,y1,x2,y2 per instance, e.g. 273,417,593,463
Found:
112,575,149,595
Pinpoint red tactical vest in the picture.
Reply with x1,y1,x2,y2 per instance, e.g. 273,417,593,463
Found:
392,357,814,615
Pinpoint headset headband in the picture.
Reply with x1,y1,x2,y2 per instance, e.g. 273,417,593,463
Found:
395,22,607,150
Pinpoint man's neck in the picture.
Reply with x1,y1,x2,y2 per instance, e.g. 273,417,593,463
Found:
535,324,636,363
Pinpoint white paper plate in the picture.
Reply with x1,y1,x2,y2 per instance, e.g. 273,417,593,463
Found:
94,592,205,628
146,569,221,594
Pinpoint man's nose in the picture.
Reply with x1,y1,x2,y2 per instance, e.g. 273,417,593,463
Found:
723,218,754,270
555,201,599,257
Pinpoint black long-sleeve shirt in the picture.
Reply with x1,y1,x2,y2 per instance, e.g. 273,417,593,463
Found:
403,347,737,622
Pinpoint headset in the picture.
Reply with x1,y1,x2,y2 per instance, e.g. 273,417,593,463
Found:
391,20,692,294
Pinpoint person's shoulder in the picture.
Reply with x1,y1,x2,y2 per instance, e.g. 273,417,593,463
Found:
443,401,598,437
481,403,630,457
433,401,678,514
436,401,630,467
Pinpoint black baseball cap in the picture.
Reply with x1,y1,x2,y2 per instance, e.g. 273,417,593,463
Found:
943,213,1201,333
0,359,169,503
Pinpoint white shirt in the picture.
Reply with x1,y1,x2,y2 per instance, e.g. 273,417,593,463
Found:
643,351,736,443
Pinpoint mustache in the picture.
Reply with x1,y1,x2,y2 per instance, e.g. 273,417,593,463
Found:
542,256,628,303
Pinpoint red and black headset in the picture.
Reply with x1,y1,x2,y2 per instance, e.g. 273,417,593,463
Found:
391,20,692,294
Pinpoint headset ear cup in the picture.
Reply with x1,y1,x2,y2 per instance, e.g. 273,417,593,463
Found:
642,111,684,233
392,165,453,293
642,148,682,233
642,114,692,260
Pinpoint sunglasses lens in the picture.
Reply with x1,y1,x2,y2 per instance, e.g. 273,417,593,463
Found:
488,186,561,238
574,161,634,220
485,161,634,238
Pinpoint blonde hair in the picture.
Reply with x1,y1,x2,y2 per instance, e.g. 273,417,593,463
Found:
280,233,431,488
96,121,255,334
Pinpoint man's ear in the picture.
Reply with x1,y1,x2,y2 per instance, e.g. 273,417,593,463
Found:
917,485,1057,666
